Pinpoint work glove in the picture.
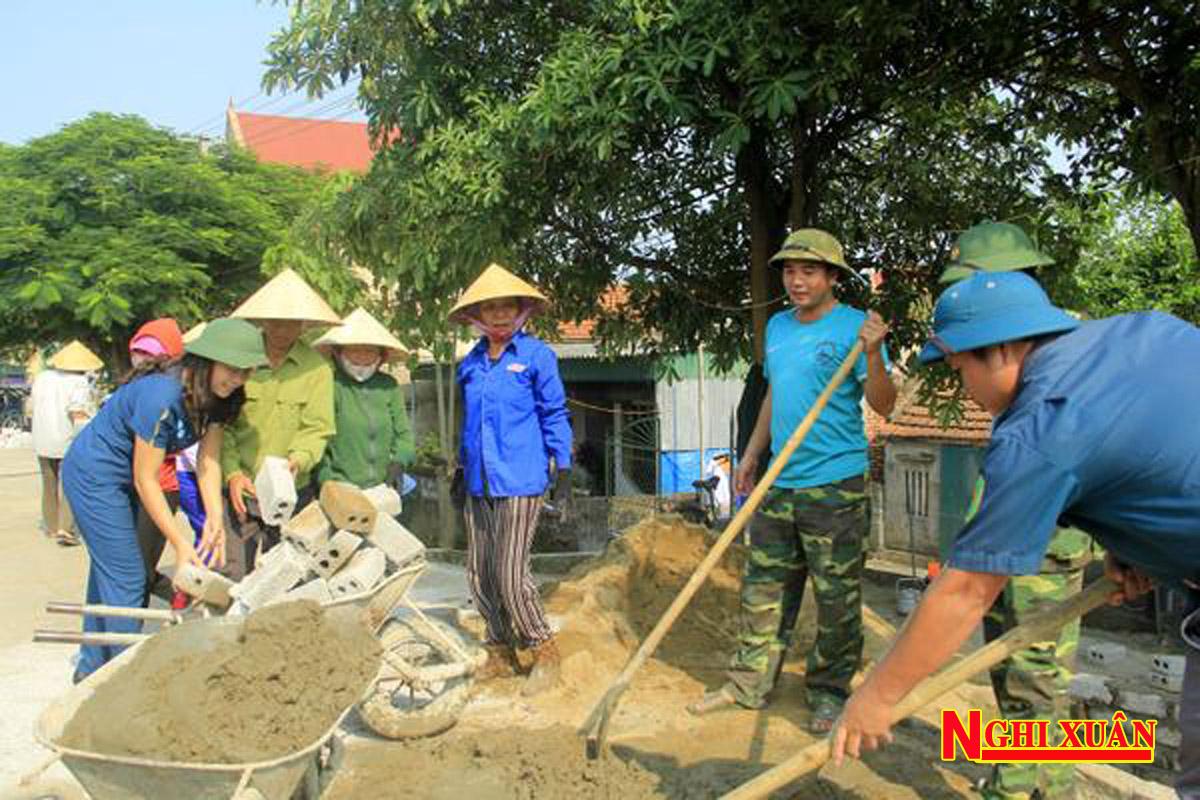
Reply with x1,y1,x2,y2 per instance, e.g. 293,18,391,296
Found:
547,469,572,523
450,467,466,511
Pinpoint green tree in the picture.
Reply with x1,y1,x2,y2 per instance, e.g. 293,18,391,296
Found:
263,0,1059,366
1056,191,1200,321
1011,0,1200,254
0,113,326,365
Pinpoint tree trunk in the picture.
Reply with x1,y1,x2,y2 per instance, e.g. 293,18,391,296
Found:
738,126,786,364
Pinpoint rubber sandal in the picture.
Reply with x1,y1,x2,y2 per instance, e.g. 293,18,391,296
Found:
686,687,740,716
55,530,81,547
808,695,843,734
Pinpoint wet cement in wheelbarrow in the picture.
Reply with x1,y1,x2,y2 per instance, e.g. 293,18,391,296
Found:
60,600,381,764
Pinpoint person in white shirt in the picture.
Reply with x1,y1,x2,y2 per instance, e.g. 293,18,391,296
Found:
703,452,734,520
31,341,101,545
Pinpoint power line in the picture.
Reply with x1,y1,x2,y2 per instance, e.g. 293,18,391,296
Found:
240,98,364,151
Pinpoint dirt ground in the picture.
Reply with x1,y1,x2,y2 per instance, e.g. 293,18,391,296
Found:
325,516,992,799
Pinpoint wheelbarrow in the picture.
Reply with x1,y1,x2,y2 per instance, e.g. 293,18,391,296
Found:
31,550,480,797
31,613,353,800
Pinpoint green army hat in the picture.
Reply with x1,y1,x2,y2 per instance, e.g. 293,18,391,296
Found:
769,228,851,273
939,221,1055,284
184,318,269,370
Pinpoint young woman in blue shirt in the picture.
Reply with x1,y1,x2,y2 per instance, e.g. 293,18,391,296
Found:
62,319,268,681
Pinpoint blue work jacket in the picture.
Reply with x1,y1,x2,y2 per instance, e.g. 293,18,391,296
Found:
457,332,572,497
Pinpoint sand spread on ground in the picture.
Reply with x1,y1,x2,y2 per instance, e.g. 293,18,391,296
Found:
60,600,382,764
326,516,988,799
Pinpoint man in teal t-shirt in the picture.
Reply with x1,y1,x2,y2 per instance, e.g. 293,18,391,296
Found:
689,228,896,733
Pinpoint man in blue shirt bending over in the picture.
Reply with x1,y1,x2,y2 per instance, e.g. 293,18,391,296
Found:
832,271,1200,799
689,228,897,734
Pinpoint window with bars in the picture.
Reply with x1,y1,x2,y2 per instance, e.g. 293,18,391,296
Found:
898,452,935,518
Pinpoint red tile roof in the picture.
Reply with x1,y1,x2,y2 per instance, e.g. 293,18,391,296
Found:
227,107,376,173
869,391,993,445
557,286,630,341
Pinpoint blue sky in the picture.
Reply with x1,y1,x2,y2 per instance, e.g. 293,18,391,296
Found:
0,1,362,145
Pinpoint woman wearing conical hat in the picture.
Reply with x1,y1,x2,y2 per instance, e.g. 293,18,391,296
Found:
62,320,268,682
222,268,340,579
450,263,573,694
313,308,415,491
30,341,102,546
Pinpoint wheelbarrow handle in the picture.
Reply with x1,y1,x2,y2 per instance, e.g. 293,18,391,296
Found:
45,601,181,624
34,629,150,647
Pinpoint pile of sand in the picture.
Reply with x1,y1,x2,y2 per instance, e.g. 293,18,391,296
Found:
60,601,381,763
543,515,744,680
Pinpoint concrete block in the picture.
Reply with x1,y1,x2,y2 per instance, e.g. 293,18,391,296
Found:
254,456,298,526
368,513,426,567
271,577,334,606
282,501,332,554
312,530,363,579
329,548,387,597
1083,641,1127,669
319,481,377,533
230,542,311,609
1118,690,1168,719
1069,672,1114,705
173,563,234,609
1148,670,1183,693
1151,653,1186,677
362,483,402,517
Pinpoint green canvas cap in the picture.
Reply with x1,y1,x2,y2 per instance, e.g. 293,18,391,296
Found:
769,228,851,273
184,318,269,370
939,221,1054,283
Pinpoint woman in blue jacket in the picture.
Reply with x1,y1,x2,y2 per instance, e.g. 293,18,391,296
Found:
62,319,268,681
450,264,572,694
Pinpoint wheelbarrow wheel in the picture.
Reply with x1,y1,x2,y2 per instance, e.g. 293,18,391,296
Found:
358,616,473,740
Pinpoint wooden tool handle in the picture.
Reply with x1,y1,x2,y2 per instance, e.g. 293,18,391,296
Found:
720,577,1118,799
583,340,866,756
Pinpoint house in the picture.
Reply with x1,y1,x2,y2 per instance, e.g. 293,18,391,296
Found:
224,103,377,173
869,386,992,560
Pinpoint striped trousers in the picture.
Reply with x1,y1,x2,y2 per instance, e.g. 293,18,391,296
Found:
464,495,553,648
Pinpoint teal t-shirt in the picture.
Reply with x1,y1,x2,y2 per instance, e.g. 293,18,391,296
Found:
764,304,884,488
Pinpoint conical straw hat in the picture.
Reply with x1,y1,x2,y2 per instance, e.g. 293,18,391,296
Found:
182,322,207,344
231,268,341,326
449,263,548,324
314,308,408,362
48,341,103,372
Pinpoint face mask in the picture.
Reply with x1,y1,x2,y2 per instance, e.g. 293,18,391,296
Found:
339,354,380,383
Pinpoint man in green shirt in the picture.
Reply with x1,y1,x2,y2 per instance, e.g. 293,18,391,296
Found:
222,269,340,579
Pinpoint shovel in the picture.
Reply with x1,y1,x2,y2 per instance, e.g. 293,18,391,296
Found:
582,340,865,759
719,576,1117,799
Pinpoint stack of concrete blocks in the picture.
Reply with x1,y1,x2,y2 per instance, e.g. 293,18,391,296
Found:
231,480,421,610
1069,633,1186,783
255,456,298,527
228,540,312,611
173,563,235,610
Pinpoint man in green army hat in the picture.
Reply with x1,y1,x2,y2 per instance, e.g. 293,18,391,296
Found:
941,221,1091,800
688,228,897,733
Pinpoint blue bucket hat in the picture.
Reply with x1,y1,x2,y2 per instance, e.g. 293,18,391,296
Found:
919,271,1079,364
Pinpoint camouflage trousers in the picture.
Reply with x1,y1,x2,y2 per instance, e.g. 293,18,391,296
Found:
724,476,867,709
980,527,1090,800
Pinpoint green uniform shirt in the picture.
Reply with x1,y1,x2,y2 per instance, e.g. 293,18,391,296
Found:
316,369,415,489
221,340,335,487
